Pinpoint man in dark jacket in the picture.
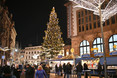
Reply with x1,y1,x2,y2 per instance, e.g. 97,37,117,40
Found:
66,62,72,78
97,63,102,78
76,62,83,78
63,63,66,78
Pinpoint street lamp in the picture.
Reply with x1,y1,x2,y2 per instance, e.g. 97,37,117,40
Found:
0,47,10,66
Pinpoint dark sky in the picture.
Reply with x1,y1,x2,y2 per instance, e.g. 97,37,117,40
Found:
5,0,68,48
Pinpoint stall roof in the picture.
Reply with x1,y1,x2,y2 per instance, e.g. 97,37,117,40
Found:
99,57,117,66
75,57,94,64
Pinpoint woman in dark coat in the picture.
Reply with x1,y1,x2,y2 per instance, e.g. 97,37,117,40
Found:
55,64,58,75
59,64,62,76
66,62,72,78
83,63,88,78
97,63,102,78
45,64,51,78
63,63,66,78
76,62,83,78
13,64,21,78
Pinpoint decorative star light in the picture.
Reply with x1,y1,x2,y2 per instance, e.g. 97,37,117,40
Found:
70,0,117,21
32,54,39,59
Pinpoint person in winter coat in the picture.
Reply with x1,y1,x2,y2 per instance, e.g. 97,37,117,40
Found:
76,62,83,78
97,63,102,78
25,64,32,78
83,63,88,78
35,65,47,78
66,62,72,78
59,64,63,76
30,65,35,78
13,64,21,78
55,64,59,75
45,64,51,78
63,63,66,78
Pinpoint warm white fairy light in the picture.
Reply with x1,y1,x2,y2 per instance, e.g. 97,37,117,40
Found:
70,0,117,21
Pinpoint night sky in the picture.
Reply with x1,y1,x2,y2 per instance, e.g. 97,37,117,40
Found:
5,0,69,48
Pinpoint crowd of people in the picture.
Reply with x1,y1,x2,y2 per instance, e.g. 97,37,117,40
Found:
0,62,103,78
0,63,51,78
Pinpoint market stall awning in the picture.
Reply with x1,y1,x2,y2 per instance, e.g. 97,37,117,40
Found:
94,52,103,57
81,54,90,58
109,51,117,55
99,57,117,65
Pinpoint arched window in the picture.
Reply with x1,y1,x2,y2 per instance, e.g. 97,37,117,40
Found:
80,40,90,56
93,38,103,53
109,34,117,52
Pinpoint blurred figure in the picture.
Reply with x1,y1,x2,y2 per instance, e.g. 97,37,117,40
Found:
66,62,72,78
55,64,59,75
25,64,32,78
97,63,102,78
63,63,66,78
30,65,35,78
83,63,88,78
76,62,83,78
45,64,51,78
2,64,16,78
59,64,62,76
13,64,21,78
35,65,47,78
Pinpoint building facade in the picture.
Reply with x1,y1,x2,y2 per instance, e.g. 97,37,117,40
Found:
24,46,43,65
65,1,117,57
0,0,17,65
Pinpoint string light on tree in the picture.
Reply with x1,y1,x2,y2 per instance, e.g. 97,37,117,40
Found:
42,7,64,58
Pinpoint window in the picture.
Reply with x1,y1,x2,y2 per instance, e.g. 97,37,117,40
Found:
93,15,96,20
93,38,103,53
81,11,84,17
79,26,81,32
98,21,100,27
109,34,117,52
107,19,110,25
90,23,92,29
79,19,81,25
89,16,91,21
86,24,88,30
79,12,80,18
82,18,84,24
94,22,96,28
80,40,90,56
103,22,105,26
82,25,84,31
86,17,88,23
85,10,87,15
111,16,115,24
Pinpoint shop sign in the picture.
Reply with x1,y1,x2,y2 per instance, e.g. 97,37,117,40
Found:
109,51,117,55
58,55,62,58
94,52,103,57
81,54,90,58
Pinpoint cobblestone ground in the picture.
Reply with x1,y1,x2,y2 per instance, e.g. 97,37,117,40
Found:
20,73,102,78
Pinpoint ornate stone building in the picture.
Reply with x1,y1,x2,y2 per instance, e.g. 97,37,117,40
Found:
65,1,117,57
24,46,43,65
0,0,17,65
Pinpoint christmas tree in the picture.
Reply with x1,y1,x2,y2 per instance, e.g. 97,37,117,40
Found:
42,7,64,58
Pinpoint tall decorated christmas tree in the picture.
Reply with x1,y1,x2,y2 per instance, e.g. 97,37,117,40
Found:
42,7,64,58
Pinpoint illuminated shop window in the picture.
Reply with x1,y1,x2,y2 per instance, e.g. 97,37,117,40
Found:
80,40,90,56
93,38,103,53
109,34,117,52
